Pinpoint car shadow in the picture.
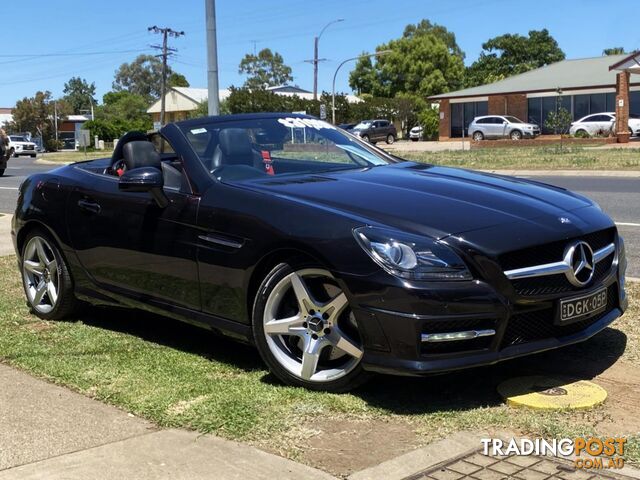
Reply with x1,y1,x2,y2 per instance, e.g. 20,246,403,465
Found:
76,306,265,373
74,306,627,414
355,328,627,415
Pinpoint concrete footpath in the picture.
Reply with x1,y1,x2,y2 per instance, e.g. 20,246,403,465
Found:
0,215,13,257
0,364,334,480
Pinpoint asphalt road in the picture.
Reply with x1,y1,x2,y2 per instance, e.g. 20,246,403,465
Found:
0,157,638,276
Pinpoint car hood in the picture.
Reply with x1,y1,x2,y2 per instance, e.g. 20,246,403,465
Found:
239,162,598,240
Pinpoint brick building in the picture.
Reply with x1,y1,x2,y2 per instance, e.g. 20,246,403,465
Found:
429,53,640,141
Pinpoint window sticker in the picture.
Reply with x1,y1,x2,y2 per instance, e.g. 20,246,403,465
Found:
277,117,336,131
190,128,207,135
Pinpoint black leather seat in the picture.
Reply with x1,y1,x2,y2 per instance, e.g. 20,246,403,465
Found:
122,141,162,170
211,128,260,171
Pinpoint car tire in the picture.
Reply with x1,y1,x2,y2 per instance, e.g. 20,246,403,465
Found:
575,129,589,138
0,169,4,177
361,134,370,143
252,261,370,392
9,148,15,158
411,138,418,142
30,154,36,158
510,130,523,141
472,131,484,141
386,134,395,144
21,230,81,321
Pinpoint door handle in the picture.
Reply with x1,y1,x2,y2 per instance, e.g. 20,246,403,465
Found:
77,199,101,214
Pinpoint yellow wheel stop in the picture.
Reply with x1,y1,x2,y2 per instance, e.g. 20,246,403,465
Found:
497,376,607,410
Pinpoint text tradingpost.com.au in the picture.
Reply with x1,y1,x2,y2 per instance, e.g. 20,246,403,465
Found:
481,437,627,470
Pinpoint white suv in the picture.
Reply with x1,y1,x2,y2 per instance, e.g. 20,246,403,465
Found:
570,112,640,137
8,135,37,158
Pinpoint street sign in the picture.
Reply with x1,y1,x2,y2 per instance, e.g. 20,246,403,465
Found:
153,121,162,131
78,130,90,148
319,104,326,120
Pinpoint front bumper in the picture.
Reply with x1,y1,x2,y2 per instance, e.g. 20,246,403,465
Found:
523,130,540,138
340,265,625,377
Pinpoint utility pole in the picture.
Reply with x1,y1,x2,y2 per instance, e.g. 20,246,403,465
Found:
305,19,343,100
149,25,185,125
205,0,220,116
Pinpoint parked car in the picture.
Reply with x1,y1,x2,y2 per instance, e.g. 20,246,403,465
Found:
8,135,38,158
351,119,397,144
469,115,540,141
409,125,423,141
13,113,627,392
338,123,357,132
569,112,640,137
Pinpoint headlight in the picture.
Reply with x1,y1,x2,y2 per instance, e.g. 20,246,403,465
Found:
353,226,472,281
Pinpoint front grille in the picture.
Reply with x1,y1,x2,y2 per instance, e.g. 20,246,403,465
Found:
24,145,34,150
499,228,616,272
421,318,496,355
511,253,614,296
501,284,617,348
500,227,616,296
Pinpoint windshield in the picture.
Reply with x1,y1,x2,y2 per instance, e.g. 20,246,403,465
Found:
504,116,524,124
10,136,26,142
179,116,391,182
352,121,372,130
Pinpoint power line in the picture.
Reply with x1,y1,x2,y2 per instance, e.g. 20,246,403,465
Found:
148,26,185,125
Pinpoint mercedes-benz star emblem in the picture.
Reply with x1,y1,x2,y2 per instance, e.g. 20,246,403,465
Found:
558,217,572,224
563,241,595,287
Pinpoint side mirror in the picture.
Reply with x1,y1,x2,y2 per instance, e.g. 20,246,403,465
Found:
119,167,168,208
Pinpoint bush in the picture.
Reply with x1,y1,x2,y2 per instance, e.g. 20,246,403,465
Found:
44,138,64,152
418,108,440,140
573,129,590,138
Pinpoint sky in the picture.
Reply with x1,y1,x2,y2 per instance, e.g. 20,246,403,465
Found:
0,0,638,107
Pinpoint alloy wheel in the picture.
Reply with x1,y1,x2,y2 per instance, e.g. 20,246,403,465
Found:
262,268,363,383
22,236,60,314
473,132,484,141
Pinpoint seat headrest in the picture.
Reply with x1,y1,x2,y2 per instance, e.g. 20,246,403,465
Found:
218,128,253,164
122,141,162,170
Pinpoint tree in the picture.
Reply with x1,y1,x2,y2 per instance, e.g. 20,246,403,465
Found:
168,72,190,87
113,54,173,100
82,90,152,140
5,91,69,150
465,29,565,87
603,47,626,56
63,77,97,114
348,20,465,98
402,19,464,59
238,48,293,88
349,54,377,95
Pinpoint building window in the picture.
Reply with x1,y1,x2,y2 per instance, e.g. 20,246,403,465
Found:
573,94,589,120
590,93,606,114
449,101,488,137
527,97,542,126
630,91,640,115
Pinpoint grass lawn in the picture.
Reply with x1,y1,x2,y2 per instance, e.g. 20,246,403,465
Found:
39,151,108,163
0,254,638,475
400,146,640,170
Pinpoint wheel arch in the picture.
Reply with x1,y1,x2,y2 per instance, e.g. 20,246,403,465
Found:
245,245,333,325
16,219,62,257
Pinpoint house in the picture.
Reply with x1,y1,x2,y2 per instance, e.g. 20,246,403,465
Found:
58,114,92,150
429,53,640,141
147,85,361,122
0,108,13,127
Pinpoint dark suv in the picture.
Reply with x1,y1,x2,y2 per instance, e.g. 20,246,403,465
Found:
352,119,397,144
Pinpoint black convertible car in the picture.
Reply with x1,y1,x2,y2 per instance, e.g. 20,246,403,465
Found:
13,113,628,392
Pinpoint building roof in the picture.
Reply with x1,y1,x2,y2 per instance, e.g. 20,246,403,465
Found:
147,85,361,114
430,54,638,100
265,85,311,94
609,50,640,73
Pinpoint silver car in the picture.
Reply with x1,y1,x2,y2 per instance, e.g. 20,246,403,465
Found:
469,115,540,141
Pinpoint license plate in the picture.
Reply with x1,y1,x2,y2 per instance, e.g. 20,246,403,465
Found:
558,287,607,324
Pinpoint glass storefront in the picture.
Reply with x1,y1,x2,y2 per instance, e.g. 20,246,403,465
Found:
527,92,622,133
451,91,640,137
450,101,488,137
